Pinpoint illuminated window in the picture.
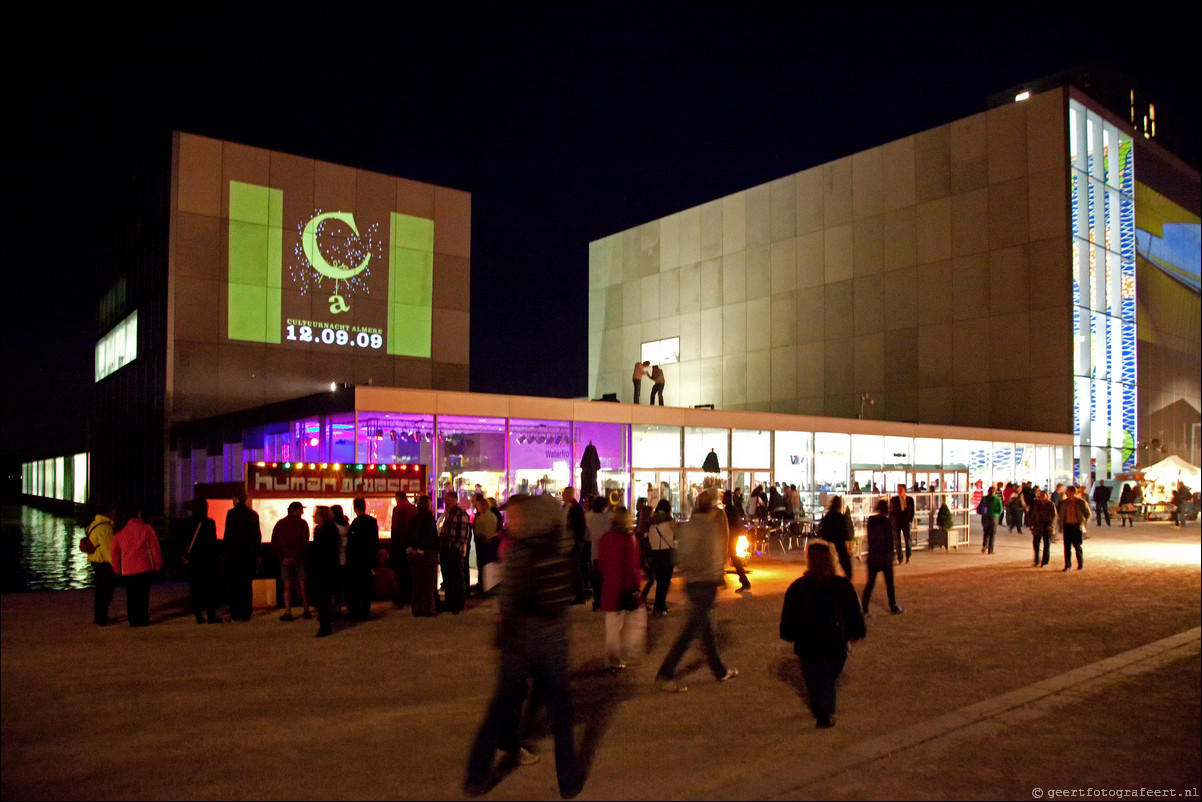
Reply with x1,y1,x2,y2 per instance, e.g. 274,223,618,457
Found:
641,337,679,366
95,310,138,382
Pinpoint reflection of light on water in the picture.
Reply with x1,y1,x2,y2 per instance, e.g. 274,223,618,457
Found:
13,507,93,591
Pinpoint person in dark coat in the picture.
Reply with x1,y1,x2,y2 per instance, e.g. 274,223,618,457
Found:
223,487,261,622
346,497,380,620
405,496,441,617
819,496,854,580
860,499,904,615
580,442,601,498
309,506,342,637
1092,481,1113,527
464,494,582,799
779,540,867,728
1029,488,1057,567
184,498,222,624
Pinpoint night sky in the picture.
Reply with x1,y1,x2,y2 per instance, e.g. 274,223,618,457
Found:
3,1,1198,468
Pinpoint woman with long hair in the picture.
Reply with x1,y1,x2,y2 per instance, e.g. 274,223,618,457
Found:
779,540,866,728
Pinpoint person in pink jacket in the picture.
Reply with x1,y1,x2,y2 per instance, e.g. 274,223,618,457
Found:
110,504,163,627
598,506,646,671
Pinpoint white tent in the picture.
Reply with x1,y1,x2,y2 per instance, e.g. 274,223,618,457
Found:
1142,455,1201,502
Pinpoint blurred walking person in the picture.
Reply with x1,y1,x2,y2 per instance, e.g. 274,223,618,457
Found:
598,506,646,670
464,494,582,799
655,490,738,692
820,496,854,580
110,503,162,627
779,540,866,728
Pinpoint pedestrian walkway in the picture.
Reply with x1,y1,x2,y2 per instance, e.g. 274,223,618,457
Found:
2,520,1198,800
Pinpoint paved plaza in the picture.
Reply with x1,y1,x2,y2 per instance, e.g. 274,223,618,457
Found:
3,519,1199,800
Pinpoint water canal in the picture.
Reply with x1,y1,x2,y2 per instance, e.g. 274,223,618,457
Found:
1,505,93,592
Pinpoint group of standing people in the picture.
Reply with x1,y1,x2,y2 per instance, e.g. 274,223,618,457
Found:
630,360,665,405
83,500,162,628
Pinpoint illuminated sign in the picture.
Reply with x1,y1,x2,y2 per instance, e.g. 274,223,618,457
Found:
227,181,434,357
246,462,428,498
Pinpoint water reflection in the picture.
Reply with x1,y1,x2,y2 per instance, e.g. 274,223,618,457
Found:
1,505,93,592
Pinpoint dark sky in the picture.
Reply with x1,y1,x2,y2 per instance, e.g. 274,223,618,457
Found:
3,1,1198,467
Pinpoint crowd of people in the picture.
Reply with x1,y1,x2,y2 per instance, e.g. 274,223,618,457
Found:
77,473,1195,798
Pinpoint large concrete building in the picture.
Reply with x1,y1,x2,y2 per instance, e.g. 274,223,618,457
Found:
588,84,1200,483
52,133,471,517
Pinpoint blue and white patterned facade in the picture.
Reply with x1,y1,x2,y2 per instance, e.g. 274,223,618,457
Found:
1069,100,1138,481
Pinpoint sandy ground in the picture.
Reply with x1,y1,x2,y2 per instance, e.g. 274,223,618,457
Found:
2,519,1199,801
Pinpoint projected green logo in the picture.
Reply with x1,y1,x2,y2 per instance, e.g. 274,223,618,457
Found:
227,180,433,358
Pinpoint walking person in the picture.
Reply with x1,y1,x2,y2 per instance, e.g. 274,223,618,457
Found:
779,540,867,728
1029,488,1056,567
584,496,612,612
110,503,162,627
979,486,1002,554
183,498,222,624
1057,485,1090,571
223,487,261,622
649,363,665,406
820,496,854,580
655,490,739,693
860,499,904,616
464,494,583,800
1007,488,1028,534
83,498,117,626
644,499,677,615
598,506,646,671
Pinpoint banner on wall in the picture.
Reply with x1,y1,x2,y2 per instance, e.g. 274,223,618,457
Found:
246,462,427,498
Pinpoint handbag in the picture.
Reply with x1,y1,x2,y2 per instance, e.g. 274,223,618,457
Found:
78,522,98,555
181,522,203,566
618,589,642,611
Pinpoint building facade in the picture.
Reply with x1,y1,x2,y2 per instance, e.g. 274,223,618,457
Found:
84,133,472,517
588,86,1200,483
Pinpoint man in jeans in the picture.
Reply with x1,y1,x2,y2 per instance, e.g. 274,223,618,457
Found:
631,360,649,404
438,491,473,613
655,491,738,693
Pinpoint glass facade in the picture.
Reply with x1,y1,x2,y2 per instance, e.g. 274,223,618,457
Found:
146,391,1074,517
1069,99,1137,482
